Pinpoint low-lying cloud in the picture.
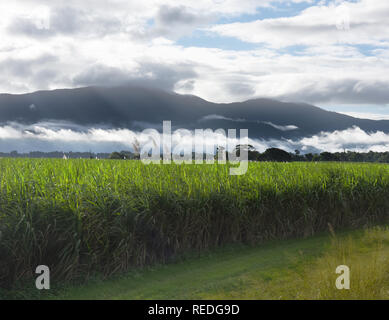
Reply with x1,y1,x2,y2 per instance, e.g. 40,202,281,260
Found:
260,121,299,132
1,122,389,155
199,115,299,132
250,126,389,154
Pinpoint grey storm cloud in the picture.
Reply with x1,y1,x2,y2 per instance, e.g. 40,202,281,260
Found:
156,5,210,26
226,82,256,97
0,54,58,77
274,79,389,105
0,54,61,90
8,6,122,38
1,0,389,108
8,18,52,38
175,79,196,91
132,5,215,40
73,62,197,91
50,7,122,36
8,4,213,42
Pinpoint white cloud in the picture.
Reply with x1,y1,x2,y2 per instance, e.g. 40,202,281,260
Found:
249,126,389,153
199,114,246,122
209,0,389,48
261,122,299,131
296,126,389,152
199,115,299,131
0,122,388,154
335,112,389,120
0,0,388,109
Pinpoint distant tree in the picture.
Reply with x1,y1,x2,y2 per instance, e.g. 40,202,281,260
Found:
312,154,321,162
215,146,227,161
263,148,292,162
320,152,336,161
109,151,137,160
233,144,261,161
305,153,314,161
109,152,124,160
120,151,134,159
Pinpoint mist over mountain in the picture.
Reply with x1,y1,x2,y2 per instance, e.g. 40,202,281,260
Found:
1,85,389,154
1,86,389,141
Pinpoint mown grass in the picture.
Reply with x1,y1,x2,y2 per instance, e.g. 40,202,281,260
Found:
300,226,389,299
14,230,335,300
1,159,389,293
9,227,389,300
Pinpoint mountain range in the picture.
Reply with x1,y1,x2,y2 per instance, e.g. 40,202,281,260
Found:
0,86,388,140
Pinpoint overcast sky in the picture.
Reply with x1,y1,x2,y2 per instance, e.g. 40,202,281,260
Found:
0,0,388,116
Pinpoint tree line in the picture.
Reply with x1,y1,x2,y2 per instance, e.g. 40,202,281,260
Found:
110,146,389,163
232,145,389,163
1,148,389,163
0,151,111,159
